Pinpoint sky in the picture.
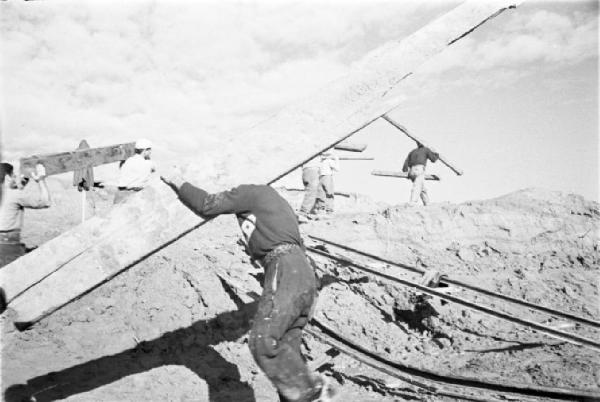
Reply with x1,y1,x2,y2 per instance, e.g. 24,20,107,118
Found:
0,0,597,204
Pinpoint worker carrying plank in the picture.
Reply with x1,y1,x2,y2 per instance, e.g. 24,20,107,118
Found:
114,138,156,204
0,163,51,268
161,168,336,402
402,143,439,206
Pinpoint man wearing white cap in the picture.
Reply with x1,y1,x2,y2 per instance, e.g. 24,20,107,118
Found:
114,138,156,204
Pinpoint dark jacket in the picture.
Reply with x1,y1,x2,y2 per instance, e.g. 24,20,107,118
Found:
176,183,302,259
73,140,94,191
402,146,439,172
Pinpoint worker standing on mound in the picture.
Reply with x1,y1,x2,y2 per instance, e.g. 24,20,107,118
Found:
402,142,439,206
161,167,337,402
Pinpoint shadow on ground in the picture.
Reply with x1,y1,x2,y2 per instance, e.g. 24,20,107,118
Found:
4,301,258,402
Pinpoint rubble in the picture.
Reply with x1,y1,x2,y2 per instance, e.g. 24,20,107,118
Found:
1,180,598,400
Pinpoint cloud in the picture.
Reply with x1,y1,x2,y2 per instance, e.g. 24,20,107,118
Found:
0,0,596,171
0,0,449,165
394,4,598,101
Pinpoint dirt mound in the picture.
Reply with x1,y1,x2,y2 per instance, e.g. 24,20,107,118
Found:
2,184,599,401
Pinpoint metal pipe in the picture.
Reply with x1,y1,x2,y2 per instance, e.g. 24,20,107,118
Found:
307,246,600,351
308,234,600,329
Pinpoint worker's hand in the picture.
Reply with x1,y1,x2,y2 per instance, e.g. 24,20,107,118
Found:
30,164,47,182
160,165,185,190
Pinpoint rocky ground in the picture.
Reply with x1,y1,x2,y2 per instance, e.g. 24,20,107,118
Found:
1,179,599,401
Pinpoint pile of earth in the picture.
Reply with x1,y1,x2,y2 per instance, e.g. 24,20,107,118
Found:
1,179,598,401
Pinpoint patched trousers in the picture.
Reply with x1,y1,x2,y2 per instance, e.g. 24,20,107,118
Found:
408,164,428,206
249,244,319,402
299,167,319,214
314,175,334,213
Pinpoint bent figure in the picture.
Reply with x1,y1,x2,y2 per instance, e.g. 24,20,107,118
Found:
402,143,438,206
161,170,332,402
114,138,156,204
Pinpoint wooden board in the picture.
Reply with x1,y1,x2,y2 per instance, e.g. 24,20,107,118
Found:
339,157,374,161
20,143,135,176
334,142,367,152
1,0,521,328
372,170,440,180
382,115,464,176
284,188,351,198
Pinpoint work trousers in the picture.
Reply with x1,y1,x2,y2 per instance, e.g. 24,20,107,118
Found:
408,164,428,206
0,230,25,268
249,245,319,402
299,167,319,214
314,175,334,213
0,243,25,268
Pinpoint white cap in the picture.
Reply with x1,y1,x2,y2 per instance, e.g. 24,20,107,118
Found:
135,138,153,150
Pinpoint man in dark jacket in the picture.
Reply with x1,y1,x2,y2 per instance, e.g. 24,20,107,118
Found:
161,169,334,402
402,143,439,206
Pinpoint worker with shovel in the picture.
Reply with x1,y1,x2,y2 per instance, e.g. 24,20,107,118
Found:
161,167,336,402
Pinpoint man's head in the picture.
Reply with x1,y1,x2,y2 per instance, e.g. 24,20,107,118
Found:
0,163,16,188
135,138,153,160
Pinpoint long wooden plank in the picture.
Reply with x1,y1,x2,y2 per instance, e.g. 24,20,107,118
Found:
19,143,135,176
2,0,522,328
372,170,440,180
334,142,367,152
283,187,351,198
382,115,464,176
339,157,374,161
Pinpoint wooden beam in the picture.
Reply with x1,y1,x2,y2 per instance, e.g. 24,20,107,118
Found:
334,142,367,152
381,115,464,176
1,0,521,328
339,157,374,161
284,187,351,197
19,143,135,176
372,170,440,180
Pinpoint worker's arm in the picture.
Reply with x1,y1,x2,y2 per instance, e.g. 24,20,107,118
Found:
426,147,440,163
402,155,410,172
177,183,250,217
160,167,250,218
330,155,340,172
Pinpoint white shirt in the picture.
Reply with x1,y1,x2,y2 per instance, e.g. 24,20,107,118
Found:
319,154,339,176
117,154,155,189
0,184,48,231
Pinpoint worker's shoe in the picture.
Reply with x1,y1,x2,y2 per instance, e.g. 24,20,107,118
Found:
308,374,338,402
419,269,444,288
297,212,317,224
